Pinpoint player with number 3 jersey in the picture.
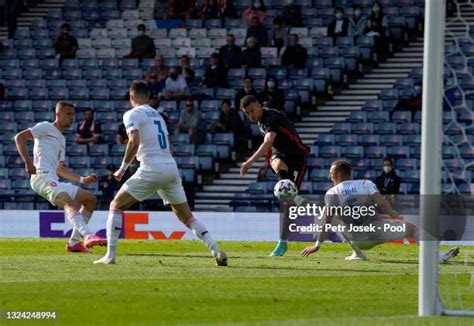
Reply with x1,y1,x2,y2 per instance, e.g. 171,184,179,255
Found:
94,80,227,266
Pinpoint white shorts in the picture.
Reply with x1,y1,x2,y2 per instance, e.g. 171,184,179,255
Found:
30,173,79,206
122,163,187,205
350,219,408,250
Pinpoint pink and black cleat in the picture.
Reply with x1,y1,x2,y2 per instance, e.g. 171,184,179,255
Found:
84,234,107,249
66,242,92,253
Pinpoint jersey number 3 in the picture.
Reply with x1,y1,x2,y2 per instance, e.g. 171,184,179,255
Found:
154,121,167,149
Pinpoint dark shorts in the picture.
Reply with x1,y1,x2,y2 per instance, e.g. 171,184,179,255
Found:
270,152,307,189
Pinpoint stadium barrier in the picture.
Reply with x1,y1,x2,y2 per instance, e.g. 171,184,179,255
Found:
1,210,473,245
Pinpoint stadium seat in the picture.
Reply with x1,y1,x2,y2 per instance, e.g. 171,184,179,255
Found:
365,146,387,158
358,134,380,146
320,145,341,158
380,135,403,146
342,146,364,158
347,111,367,123
332,123,351,134
336,134,357,146
89,144,109,157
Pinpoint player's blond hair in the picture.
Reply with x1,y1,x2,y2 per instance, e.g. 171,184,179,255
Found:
55,101,75,113
331,160,352,177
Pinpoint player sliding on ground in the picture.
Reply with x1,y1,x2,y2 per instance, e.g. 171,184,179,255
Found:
240,95,310,257
94,80,227,266
300,160,459,263
14,101,107,253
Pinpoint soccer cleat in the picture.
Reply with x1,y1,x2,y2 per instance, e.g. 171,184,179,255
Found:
84,234,107,249
269,241,288,257
345,250,368,261
214,250,228,267
66,242,92,253
439,247,460,264
93,256,116,265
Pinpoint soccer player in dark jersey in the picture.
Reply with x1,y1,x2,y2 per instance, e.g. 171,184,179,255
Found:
240,95,310,256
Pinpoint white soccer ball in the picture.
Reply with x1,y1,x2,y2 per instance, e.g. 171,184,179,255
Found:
273,179,298,202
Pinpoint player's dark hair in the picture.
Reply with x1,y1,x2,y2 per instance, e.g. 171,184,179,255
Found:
240,95,259,110
383,157,393,166
244,75,253,82
222,99,231,107
331,160,352,177
129,80,149,99
85,107,94,113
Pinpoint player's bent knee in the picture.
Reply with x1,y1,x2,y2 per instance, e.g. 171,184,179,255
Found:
171,202,193,223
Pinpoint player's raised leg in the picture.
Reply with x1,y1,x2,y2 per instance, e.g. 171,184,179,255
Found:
269,157,307,257
94,188,137,265
66,188,98,253
55,192,106,249
170,202,227,266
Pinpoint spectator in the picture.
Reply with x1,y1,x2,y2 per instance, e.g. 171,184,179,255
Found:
258,76,285,112
0,82,5,101
52,23,78,60
215,100,245,139
167,0,195,19
179,55,195,84
215,0,236,19
269,17,288,54
202,53,228,88
165,67,190,100
116,123,128,145
349,5,368,38
147,72,165,99
327,7,350,40
99,165,120,200
147,55,168,82
199,0,216,22
245,16,268,47
75,108,102,146
366,2,389,38
153,0,168,19
375,158,401,195
241,37,262,69
235,76,258,109
242,0,266,25
5,0,20,38
175,98,202,145
282,0,302,27
127,24,156,60
394,83,422,118
149,96,168,122
281,34,308,68
219,34,241,69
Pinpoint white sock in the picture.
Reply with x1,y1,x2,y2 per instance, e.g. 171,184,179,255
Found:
105,209,122,259
66,210,92,238
186,216,219,255
69,207,92,246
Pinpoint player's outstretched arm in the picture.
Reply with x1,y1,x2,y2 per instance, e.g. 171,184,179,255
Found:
301,212,331,257
240,132,276,176
114,129,140,182
14,129,36,175
57,162,97,185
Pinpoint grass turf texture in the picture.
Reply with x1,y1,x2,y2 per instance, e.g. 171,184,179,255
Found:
0,239,473,326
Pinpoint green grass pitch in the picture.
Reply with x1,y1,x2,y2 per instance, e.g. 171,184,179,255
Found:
0,239,473,325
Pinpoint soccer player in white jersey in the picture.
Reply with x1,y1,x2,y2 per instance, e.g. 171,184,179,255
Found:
14,101,107,252
300,160,459,263
94,81,227,266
